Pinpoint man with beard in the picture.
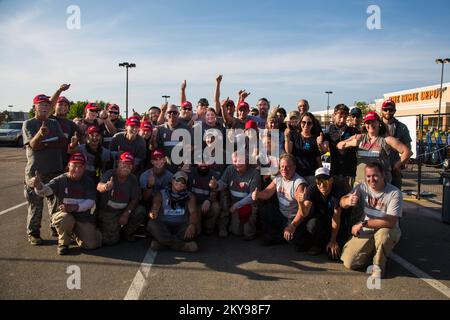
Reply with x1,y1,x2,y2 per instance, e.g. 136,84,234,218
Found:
147,171,200,252
349,107,363,131
23,93,67,245
97,152,146,245
110,116,146,172
189,160,221,235
253,98,270,129
380,99,412,189
29,153,102,255
323,104,360,193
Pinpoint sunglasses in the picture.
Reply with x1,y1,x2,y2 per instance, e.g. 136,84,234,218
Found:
316,179,330,185
88,109,99,113
181,107,192,111
301,121,313,126
174,177,187,184
108,111,119,115
168,111,179,115
383,109,395,113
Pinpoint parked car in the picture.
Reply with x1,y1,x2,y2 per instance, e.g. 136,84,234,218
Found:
0,121,24,147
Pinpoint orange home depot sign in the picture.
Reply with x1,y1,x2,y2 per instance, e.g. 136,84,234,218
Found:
388,87,447,104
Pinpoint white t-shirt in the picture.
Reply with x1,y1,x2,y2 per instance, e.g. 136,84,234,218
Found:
274,173,307,219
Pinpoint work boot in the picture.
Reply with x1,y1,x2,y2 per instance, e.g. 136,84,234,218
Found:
57,245,69,255
28,235,43,246
180,241,199,252
150,240,166,251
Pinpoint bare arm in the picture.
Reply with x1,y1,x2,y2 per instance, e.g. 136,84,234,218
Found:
214,75,222,115
385,136,412,168
49,84,71,115
157,103,168,125
220,98,235,127
337,134,360,150
253,181,276,201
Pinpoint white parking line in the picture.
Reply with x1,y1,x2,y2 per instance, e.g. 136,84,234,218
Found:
391,253,450,299
0,202,27,216
124,248,158,300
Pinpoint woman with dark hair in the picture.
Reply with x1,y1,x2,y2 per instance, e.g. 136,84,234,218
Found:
285,112,322,184
337,111,412,185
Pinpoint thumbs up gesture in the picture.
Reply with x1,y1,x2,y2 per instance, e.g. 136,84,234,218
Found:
349,190,359,207
38,121,48,137
70,134,78,147
103,176,114,192
30,170,43,190
252,187,259,201
317,132,325,145
209,176,218,190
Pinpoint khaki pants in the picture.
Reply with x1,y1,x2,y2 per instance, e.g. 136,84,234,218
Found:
51,211,102,250
341,227,401,270
229,205,257,238
197,201,220,234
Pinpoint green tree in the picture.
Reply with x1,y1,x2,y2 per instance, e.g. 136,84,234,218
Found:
29,107,35,119
353,101,371,115
67,100,110,120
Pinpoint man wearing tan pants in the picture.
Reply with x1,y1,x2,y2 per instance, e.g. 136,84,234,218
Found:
340,162,402,278
30,153,102,255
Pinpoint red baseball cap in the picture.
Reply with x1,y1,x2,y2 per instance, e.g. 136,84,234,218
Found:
226,100,235,108
85,102,99,111
57,96,70,105
364,111,380,123
381,99,396,110
119,151,134,163
33,94,51,105
126,116,140,127
245,120,258,130
87,125,100,135
238,102,250,111
140,120,153,131
69,153,86,165
151,149,166,160
181,101,193,109
107,103,120,111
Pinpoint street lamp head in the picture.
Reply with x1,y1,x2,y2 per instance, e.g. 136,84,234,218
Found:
436,59,444,64
119,62,129,67
325,91,333,94
129,63,136,68
444,58,450,64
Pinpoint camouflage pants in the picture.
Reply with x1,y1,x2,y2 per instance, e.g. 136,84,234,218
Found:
97,205,146,246
197,201,221,234
24,173,59,237
51,211,102,249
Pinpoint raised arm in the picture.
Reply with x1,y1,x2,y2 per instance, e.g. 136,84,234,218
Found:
214,74,223,115
220,97,235,127
49,84,71,115
181,80,187,105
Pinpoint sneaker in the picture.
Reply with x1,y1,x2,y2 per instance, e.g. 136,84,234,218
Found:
50,227,58,238
57,245,69,255
307,245,322,256
28,235,43,246
180,241,199,252
123,233,137,242
150,240,166,251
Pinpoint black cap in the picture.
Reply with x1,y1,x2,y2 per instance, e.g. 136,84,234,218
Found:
350,107,362,118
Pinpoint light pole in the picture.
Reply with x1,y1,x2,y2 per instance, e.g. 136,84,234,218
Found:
436,58,450,132
118,62,136,118
325,91,333,129
162,95,170,104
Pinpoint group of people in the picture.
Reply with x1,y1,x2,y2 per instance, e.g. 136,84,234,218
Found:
23,75,412,278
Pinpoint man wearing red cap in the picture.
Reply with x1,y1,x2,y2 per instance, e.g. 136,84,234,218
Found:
29,153,102,255
68,125,112,183
209,151,260,240
78,102,118,145
138,119,154,165
179,101,194,127
23,93,68,245
380,99,412,189
96,152,146,244
140,149,173,210
110,116,146,172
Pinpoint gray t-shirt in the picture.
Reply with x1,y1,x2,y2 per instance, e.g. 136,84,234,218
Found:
99,169,140,214
353,182,402,231
274,173,307,219
220,165,260,205
23,118,65,177
47,173,96,222
139,169,173,196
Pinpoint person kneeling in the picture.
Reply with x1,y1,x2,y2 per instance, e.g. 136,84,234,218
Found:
30,153,102,255
340,162,402,278
147,171,200,252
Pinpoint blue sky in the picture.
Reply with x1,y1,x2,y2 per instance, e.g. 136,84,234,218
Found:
1,0,450,115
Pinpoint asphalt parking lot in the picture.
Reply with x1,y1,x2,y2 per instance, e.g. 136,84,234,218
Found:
0,147,449,300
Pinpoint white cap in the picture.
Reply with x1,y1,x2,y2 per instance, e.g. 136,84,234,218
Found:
315,167,331,178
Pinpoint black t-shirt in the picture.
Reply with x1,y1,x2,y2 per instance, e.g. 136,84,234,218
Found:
304,184,344,220
325,125,360,177
290,134,321,177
